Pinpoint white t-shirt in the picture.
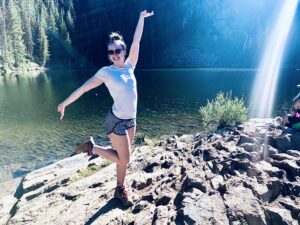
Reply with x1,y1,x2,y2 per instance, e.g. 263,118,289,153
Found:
95,61,137,119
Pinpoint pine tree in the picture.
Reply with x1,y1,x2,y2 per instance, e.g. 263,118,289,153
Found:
0,6,5,64
20,0,34,59
34,4,49,66
6,0,26,67
0,0,76,69
0,0,9,66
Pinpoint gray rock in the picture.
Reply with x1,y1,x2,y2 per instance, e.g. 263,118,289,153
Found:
180,189,229,225
261,145,278,159
255,161,285,179
0,195,17,225
224,185,267,225
291,133,300,150
276,134,294,152
240,143,258,152
282,181,300,197
271,153,297,161
286,150,300,158
263,135,278,148
131,177,153,190
134,204,156,225
270,160,300,179
237,125,244,131
182,171,206,193
278,197,300,222
244,178,281,203
20,154,103,197
4,118,300,225
152,205,174,225
266,178,282,202
212,141,229,151
210,175,225,191
237,134,257,146
207,134,223,143
265,206,298,225
202,148,219,161
132,200,150,214
247,167,263,177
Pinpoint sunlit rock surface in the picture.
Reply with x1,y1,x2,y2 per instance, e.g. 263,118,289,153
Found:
1,118,300,225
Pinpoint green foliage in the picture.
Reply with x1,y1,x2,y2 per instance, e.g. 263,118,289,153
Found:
134,133,147,145
34,5,49,66
20,3,34,58
68,161,111,184
36,25,49,66
0,0,75,69
6,0,27,66
199,92,248,131
0,6,6,60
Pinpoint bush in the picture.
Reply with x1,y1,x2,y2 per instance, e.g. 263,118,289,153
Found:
199,92,248,131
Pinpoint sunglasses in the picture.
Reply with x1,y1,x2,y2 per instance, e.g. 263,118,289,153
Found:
108,48,123,55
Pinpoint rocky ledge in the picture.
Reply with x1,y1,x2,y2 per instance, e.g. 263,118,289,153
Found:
1,118,300,225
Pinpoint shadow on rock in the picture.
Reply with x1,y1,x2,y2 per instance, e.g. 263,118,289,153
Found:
84,198,130,225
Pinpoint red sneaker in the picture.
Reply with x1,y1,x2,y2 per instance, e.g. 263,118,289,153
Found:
114,186,133,206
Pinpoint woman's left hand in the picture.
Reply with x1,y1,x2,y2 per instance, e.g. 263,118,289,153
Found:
57,103,65,120
140,10,154,18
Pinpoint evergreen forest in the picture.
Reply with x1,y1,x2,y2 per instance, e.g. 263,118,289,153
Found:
0,0,299,71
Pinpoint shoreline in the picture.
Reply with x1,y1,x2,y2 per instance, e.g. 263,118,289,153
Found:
2,67,299,75
0,62,46,76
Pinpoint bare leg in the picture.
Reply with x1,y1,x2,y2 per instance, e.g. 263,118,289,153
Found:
128,126,136,145
117,127,135,186
92,126,135,186
92,145,120,164
108,130,134,187
114,126,136,186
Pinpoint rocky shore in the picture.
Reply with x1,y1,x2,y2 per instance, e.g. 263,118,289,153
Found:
0,62,45,76
1,118,300,225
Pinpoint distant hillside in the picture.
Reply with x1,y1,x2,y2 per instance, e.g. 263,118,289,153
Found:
1,0,299,70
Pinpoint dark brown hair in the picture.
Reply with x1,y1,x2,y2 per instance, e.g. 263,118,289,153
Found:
108,32,126,50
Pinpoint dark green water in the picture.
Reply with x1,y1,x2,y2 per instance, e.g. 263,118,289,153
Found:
0,68,299,195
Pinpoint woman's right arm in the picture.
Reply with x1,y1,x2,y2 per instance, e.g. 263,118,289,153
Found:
57,75,104,120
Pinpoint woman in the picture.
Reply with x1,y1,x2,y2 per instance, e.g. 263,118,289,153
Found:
57,10,154,205
282,92,300,130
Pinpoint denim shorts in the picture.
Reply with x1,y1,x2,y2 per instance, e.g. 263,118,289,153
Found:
105,109,136,136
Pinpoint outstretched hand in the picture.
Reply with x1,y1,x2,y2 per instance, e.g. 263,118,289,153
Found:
57,104,65,120
140,10,154,18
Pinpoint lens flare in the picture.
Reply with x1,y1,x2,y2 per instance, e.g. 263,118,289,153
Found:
250,0,298,118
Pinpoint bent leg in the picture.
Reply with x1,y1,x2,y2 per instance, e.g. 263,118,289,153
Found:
92,145,120,164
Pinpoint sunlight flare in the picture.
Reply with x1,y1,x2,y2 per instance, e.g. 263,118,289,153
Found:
250,0,299,118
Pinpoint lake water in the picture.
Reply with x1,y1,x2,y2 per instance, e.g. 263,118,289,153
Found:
0,68,299,197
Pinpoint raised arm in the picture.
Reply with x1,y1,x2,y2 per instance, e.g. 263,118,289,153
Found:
126,10,154,67
57,75,104,120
